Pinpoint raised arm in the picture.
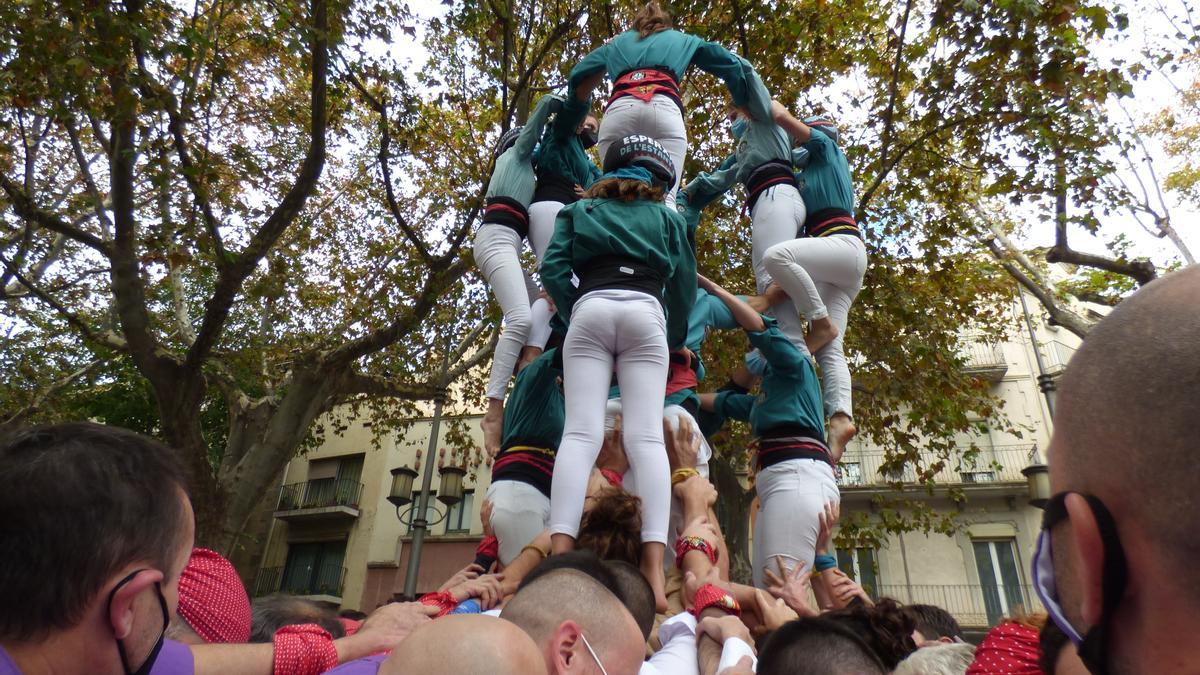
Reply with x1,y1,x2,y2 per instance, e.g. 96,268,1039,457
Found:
697,274,765,332
513,94,564,159
664,212,697,350
567,42,610,99
739,57,774,124
771,100,812,144
550,95,591,141
691,39,753,108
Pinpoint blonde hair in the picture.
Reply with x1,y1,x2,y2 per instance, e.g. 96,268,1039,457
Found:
632,1,672,38
583,177,665,202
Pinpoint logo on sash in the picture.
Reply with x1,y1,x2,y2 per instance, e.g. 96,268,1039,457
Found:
631,71,646,81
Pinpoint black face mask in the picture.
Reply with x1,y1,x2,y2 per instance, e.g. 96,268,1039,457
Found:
106,570,170,675
579,128,599,150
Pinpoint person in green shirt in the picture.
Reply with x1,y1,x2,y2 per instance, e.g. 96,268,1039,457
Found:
568,1,752,210
543,135,695,613
696,274,840,590
760,102,869,459
476,94,563,457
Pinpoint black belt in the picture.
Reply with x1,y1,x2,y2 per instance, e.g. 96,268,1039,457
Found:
804,207,861,239
481,196,530,239
756,434,833,470
745,160,799,212
533,171,580,205
576,255,665,299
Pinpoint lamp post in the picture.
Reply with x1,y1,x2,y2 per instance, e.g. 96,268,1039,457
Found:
1018,289,1056,418
1021,446,1051,509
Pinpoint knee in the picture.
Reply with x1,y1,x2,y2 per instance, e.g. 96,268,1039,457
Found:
763,242,791,272
503,306,533,335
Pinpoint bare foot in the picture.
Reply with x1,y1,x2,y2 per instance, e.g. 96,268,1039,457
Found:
827,413,856,464
641,543,669,613
805,317,839,355
481,399,504,457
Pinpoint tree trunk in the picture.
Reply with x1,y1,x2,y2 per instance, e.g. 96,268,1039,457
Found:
156,378,227,544
709,451,753,585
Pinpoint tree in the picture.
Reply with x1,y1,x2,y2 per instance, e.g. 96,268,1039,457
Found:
2,0,1189,572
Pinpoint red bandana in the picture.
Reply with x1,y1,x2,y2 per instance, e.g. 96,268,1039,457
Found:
177,547,252,644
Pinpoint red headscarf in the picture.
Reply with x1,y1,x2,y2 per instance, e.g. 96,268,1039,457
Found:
966,621,1045,674
177,547,252,644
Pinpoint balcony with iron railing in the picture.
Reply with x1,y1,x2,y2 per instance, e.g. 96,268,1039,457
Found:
872,583,1044,629
253,564,347,600
959,339,1008,382
274,478,364,523
836,444,1035,494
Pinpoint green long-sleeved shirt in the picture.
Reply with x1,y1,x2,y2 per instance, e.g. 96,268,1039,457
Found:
678,154,738,232
541,196,696,350
799,126,855,215
536,96,602,191
729,58,792,183
486,94,563,205
569,29,751,107
501,348,564,450
713,317,825,440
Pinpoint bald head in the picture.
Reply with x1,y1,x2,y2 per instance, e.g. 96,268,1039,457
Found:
1051,265,1200,595
379,614,546,675
502,568,645,674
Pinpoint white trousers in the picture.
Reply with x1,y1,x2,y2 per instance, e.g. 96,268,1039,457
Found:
749,184,809,356
752,459,841,588
474,223,554,400
524,200,567,350
549,289,671,545
485,480,551,566
597,95,688,210
763,235,867,418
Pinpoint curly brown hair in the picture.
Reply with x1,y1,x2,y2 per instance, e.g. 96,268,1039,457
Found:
583,177,666,202
632,1,672,38
824,598,918,669
576,488,643,565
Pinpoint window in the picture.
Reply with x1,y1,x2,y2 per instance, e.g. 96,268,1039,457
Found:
836,548,879,597
445,490,475,534
973,539,1028,625
282,541,346,597
960,470,997,483
299,455,364,508
836,463,863,486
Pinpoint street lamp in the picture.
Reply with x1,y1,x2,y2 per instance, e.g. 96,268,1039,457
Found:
387,466,419,507
1021,446,1051,509
388,463,467,525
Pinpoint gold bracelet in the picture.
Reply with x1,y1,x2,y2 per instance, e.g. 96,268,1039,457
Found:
520,543,549,559
671,468,700,486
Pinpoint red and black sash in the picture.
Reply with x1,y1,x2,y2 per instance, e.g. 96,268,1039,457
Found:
482,196,530,238
804,207,861,239
608,67,684,113
744,160,799,213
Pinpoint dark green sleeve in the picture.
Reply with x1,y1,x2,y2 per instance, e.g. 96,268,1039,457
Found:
515,94,563,159
747,322,808,375
714,390,753,422
663,211,697,350
740,58,774,123
551,95,591,141
690,39,751,107
541,205,578,323
804,127,833,161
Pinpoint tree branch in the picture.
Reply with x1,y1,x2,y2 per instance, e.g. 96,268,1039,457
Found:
878,0,915,173
0,358,106,432
0,257,128,350
0,174,112,256
341,371,447,400
183,0,330,370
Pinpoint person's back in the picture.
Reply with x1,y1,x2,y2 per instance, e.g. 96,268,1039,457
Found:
0,423,195,675
895,643,975,675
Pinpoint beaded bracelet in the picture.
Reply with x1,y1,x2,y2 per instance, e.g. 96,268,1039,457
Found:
691,583,741,618
675,534,718,568
671,468,699,486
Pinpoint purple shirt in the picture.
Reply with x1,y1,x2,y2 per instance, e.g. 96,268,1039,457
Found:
0,640,193,674
323,655,387,674
148,639,195,674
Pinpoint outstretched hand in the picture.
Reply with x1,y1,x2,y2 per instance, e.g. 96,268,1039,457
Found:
763,559,818,617
438,563,484,593
816,500,840,555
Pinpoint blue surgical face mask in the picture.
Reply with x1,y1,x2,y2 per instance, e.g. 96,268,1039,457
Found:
744,349,767,377
730,117,748,140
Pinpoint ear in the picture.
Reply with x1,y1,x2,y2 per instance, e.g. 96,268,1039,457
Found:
1064,493,1105,627
107,569,165,640
551,620,583,672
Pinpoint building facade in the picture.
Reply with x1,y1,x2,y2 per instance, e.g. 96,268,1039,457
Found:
253,290,1094,629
